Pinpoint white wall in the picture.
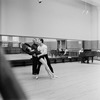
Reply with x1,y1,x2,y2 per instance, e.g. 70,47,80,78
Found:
0,0,98,40
91,6,98,40
97,7,100,41
97,7,100,49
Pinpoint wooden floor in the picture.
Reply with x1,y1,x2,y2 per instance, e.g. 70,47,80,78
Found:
7,60,100,100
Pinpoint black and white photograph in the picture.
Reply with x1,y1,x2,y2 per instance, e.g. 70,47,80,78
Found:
0,0,100,100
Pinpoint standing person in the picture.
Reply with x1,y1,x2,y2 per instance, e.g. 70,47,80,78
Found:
21,39,42,78
31,39,40,75
79,48,85,63
36,38,58,79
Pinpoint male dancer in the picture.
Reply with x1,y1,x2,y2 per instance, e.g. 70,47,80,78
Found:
36,38,58,79
31,39,40,75
29,39,53,79
21,39,41,77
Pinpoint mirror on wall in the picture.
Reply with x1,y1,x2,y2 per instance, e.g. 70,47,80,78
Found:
1,35,98,56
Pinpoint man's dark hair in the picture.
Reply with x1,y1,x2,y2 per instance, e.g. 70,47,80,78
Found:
40,38,44,43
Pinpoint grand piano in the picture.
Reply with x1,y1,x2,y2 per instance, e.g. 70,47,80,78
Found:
79,49,97,63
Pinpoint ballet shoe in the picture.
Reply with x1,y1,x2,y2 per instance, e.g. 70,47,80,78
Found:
50,76,54,79
54,75,58,78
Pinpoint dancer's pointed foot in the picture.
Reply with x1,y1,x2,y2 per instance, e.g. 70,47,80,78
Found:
50,76,54,79
54,75,58,78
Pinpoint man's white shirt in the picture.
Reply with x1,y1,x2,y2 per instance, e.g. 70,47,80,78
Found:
38,44,47,55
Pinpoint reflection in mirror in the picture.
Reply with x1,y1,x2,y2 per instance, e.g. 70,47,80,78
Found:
0,35,83,58
2,42,8,47
12,37,19,42
2,36,8,42
44,38,57,57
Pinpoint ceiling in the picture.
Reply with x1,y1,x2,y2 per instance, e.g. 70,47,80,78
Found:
81,0,100,7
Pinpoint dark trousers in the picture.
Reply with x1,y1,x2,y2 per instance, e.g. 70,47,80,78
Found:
36,55,54,74
32,56,38,75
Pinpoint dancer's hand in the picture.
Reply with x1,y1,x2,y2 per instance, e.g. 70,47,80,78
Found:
37,55,40,57
27,47,31,51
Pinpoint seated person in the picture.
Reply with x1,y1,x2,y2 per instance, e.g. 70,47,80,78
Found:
64,48,69,56
79,48,83,55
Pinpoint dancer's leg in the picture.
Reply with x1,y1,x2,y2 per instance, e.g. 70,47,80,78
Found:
32,57,37,75
36,61,42,75
45,55,58,78
39,58,54,78
35,62,42,79
45,55,54,73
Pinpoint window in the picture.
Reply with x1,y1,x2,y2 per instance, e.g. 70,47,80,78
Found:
12,37,19,42
2,36,8,41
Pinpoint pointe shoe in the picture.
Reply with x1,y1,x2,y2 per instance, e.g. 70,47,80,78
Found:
54,75,58,78
50,76,54,79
